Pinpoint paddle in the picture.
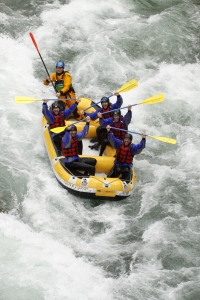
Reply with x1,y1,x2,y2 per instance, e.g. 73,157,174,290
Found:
50,93,164,134
109,127,177,144
83,78,138,111
50,117,88,133
14,96,76,105
29,32,56,92
101,94,164,115
107,79,138,97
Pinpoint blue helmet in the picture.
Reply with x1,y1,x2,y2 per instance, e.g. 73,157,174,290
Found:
101,97,109,104
56,61,65,68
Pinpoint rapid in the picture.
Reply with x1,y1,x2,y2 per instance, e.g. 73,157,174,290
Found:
0,0,200,299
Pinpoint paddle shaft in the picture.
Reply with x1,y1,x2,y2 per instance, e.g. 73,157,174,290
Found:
29,32,56,92
84,95,117,111
41,98,76,102
72,117,87,125
14,96,77,104
83,100,102,111
101,105,132,115
110,127,141,136
109,127,176,144
85,103,140,116
84,79,138,111
98,94,164,115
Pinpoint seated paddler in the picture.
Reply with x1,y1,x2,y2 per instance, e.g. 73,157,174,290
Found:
61,116,97,177
42,98,83,155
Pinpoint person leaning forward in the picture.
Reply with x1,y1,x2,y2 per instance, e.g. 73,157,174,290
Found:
82,92,123,150
62,116,97,177
43,61,83,120
106,125,146,182
42,98,83,155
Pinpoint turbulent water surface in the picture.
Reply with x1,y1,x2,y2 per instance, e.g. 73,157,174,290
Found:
0,0,200,299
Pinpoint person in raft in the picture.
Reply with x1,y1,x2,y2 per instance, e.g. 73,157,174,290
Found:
82,92,123,150
97,105,132,156
42,98,83,155
62,116,97,177
43,61,83,120
106,125,146,182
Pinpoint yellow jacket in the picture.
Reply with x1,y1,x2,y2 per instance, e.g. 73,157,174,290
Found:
44,71,75,98
43,71,84,119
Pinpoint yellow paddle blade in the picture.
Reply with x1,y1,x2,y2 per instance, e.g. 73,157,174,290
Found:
148,135,177,144
50,126,66,133
138,94,164,105
14,96,42,104
117,79,138,94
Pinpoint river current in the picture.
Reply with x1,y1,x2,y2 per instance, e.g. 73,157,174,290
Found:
0,1,200,299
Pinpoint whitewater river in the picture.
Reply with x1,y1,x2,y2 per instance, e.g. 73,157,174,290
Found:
0,0,200,299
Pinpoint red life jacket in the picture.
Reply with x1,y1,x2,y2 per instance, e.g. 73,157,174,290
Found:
101,105,113,119
116,143,134,164
111,120,125,139
62,137,78,157
49,112,65,129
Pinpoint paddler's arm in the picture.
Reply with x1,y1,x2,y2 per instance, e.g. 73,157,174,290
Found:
42,99,54,123
82,109,100,120
131,133,146,155
63,97,81,118
111,92,123,109
62,126,72,148
123,105,132,128
106,125,121,149
76,116,91,140
99,114,113,127
43,73,56,86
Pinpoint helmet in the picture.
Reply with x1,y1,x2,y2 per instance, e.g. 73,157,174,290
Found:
113,110,121,117
56,61,65,68
124,133,133,142
101,97,109,104
52,102,60,109
70,125,77,132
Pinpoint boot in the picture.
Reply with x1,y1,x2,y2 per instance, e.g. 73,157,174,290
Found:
92,143,99,150
90,138,98,143
88,143,99,150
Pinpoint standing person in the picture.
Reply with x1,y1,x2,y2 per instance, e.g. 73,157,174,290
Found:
43,61,83,120
62,116,97,177
42,98,83,155
97,105,132,156
106,125,146,182
83,92,123,150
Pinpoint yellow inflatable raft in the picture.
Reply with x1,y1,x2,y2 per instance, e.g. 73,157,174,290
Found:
42,97,137,200
65,97,100,138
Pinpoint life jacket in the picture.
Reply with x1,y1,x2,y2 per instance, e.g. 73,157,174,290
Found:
100,105,113,119
55,71,75,97
49,112,65,129
116,142,134,165
111,119,125,139
62,136,79,157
